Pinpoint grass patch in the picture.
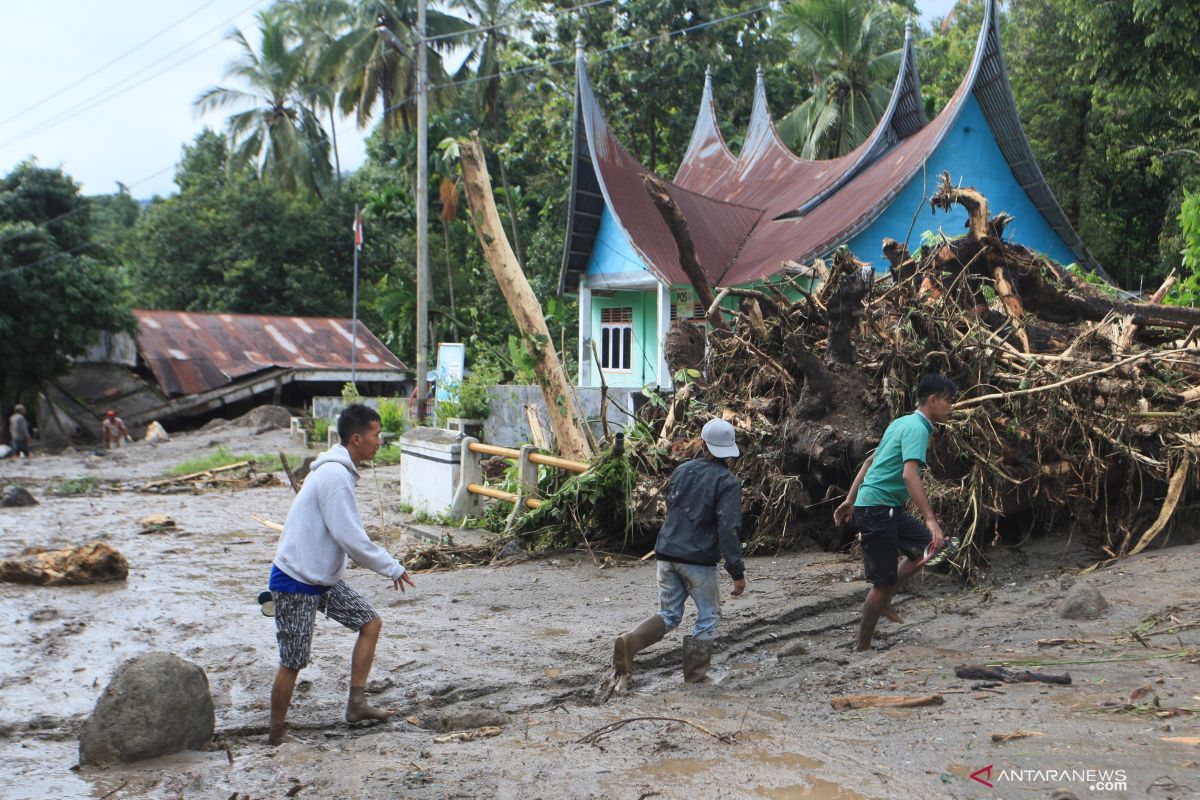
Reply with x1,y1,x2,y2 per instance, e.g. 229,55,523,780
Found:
46,476,101,496
373,443,402,466
167,446,302,476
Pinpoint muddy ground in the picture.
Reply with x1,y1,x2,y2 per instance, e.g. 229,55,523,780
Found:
2,426,1199,800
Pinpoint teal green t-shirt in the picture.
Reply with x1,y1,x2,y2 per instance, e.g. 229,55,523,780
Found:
854,412,933,508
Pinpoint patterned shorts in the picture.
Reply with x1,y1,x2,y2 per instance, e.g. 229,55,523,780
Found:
273,580,378,670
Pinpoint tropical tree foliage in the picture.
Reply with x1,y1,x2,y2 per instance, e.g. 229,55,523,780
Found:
776,0,904,158
0,162,134,410
195,10,333,195
60,0,1200,413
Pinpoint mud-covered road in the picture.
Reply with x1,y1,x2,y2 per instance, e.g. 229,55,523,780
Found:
2,427,1199,799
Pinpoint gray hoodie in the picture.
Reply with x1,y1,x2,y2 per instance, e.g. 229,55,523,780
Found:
273,444,406,586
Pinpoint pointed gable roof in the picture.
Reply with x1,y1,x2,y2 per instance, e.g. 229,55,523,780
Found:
560,0,1099,293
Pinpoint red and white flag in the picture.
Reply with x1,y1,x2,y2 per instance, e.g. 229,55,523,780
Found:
352,209,364,251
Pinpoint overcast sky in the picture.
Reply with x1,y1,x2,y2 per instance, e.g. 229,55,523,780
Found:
0,0,960,199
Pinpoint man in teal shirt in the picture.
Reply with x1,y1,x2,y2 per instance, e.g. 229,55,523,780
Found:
835,374,956,651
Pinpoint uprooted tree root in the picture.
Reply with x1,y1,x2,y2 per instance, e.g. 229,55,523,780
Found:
482,173,1200,576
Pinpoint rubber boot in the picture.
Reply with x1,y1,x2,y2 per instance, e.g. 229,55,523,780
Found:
613,615,668,676
682,636,713,683
346,686,394,723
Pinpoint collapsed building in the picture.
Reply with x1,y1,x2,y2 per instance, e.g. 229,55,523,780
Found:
38,309,407,443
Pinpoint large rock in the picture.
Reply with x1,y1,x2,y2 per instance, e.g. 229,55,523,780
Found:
1059,585,1108,620
0,541,127,586
79,652,214,765
2,486,38,507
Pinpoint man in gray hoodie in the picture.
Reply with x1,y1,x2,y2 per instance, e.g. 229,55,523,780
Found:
267,404,414,745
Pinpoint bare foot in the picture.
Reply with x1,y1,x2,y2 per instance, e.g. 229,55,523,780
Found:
346,687,396,723
268,727,297,746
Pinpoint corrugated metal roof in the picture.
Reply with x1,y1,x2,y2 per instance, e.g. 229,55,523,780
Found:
134,309,407,397
560,0,1099,291
575,60,763,289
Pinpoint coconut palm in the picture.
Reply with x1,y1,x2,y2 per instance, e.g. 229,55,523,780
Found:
195,10,332,196
776,0,903,159
278,0,357,185
336,0,473,136
452,0,523,125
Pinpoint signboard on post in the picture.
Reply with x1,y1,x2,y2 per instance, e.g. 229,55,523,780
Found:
435,342,466,404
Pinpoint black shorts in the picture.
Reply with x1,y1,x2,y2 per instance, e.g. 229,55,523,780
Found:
854,506,931,587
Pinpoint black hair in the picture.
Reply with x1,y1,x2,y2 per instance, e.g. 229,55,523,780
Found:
916,373,957,403
337,403,381,443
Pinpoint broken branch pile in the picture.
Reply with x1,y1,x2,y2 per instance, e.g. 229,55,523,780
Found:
513,173,1200,571
139,461,281,493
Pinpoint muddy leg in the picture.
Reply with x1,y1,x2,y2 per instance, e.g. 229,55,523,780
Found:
857,584,896,652
882,557,920,623
347,617,393,723
269,666,299,745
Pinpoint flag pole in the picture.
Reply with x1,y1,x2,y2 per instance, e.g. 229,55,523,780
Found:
351,203,361,387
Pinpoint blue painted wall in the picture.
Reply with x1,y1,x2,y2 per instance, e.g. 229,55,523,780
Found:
846,94,1078,269
586,206,652,282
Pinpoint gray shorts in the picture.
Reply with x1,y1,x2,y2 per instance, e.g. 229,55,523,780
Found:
274,580,378,670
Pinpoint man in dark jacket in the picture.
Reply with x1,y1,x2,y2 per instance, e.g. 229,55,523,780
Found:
609,418,747,689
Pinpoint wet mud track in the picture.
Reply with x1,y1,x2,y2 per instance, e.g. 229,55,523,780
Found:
3,429,1200,799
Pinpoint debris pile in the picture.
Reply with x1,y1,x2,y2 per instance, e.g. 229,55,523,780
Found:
138,460,281,494
0,541,128,585
512,174,1200,571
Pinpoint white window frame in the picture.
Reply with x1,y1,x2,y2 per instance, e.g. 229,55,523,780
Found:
599,306,633,372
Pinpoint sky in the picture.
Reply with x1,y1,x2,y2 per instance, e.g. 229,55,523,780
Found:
0,0,960,199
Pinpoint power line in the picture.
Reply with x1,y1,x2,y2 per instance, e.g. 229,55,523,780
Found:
1,3,770,257
0,0,227,128
423,0,617,44
0,0,271,150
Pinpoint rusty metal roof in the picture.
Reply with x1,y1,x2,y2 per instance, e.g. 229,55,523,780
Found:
559,0,1098,292
133,309,407,397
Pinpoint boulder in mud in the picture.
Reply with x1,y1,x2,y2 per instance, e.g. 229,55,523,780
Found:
422,708,508,733
2,486,38,507
1058,585,1108,620
0,541,128,586
79,652,214,765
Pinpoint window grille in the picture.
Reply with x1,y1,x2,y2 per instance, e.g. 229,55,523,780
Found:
599,306,633,371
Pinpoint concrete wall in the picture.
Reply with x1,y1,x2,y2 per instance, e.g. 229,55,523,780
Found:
847,94,1078,269
484,384,639,447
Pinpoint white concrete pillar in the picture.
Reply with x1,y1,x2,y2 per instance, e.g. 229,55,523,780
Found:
656,280,673,390
577,276,593,388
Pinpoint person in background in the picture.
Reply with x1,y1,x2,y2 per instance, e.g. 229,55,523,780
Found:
9,404,32,458
101,410,130,448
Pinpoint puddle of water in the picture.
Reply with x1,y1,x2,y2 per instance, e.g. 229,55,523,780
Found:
746,749,823,770
754,780,866,800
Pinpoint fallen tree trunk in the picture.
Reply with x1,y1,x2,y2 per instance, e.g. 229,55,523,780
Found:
642,174,728,331
460,131,591,462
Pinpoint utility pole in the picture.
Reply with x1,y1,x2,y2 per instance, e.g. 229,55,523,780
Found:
375,6,429,423
415,0,430,423
351,203,361,386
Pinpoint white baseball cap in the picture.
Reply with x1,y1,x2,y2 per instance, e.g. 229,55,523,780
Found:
701,418,740,458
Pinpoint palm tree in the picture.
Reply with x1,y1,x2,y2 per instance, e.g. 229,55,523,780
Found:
452,0,522,125
279,0,357,185
776,0,903,159
336,0,473,136
195,10,332,196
